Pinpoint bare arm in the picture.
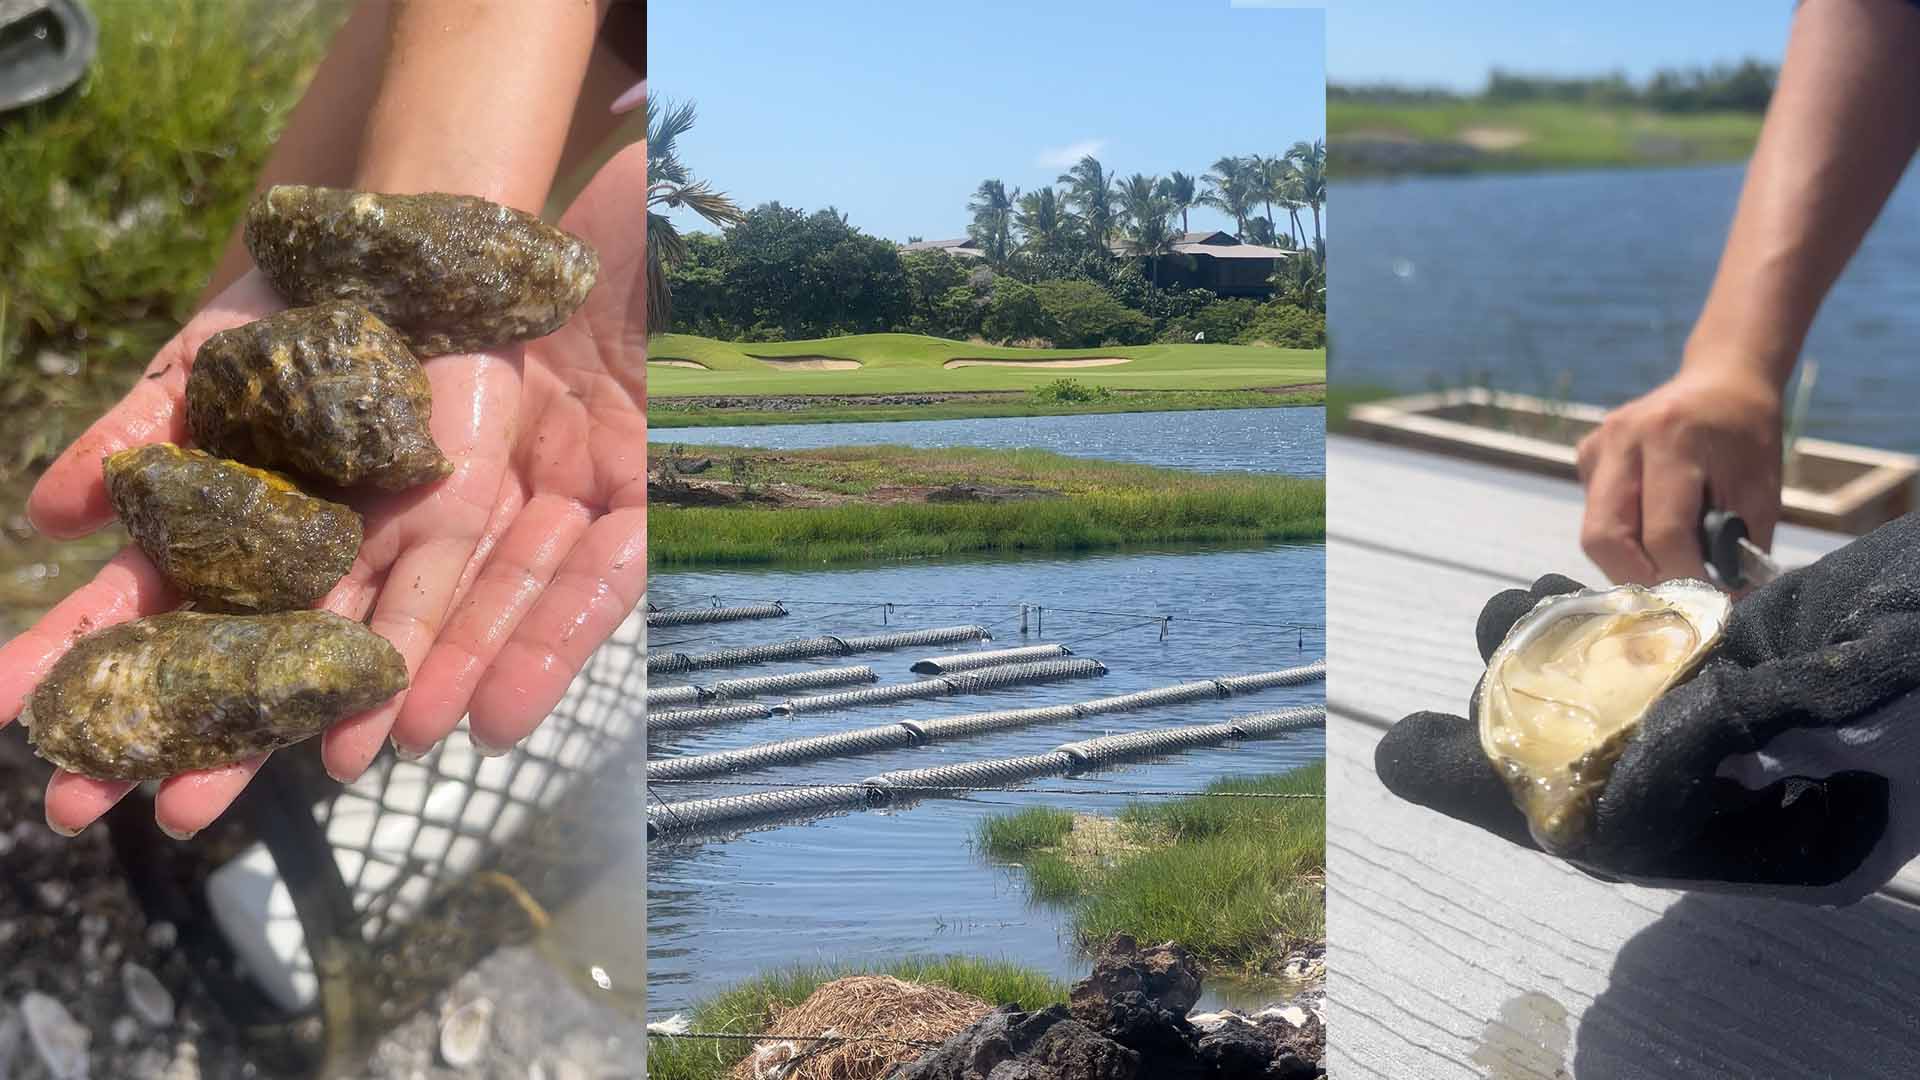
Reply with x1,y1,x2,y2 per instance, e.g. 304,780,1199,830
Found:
198,0,626,305
1578,0,1920,585
1685,0,1920,386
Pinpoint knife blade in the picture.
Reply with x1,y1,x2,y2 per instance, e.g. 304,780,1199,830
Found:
1699,509,1781,590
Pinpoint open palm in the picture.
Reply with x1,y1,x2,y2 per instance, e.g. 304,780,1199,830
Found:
0,142,649,838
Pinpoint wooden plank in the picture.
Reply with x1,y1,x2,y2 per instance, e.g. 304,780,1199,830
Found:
1328,439,1920,1076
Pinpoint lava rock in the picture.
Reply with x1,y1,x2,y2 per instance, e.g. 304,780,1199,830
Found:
1069,935,1204,1026
105,444,361,611
891,1005,1137,1080
187,303,451,491
244,185,598,356
21,611,407,780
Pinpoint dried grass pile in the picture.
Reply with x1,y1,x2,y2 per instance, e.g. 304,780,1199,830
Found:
728,975,992,1080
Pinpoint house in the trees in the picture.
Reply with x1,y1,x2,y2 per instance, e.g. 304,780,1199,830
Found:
899,237,987,260
1113,231,1294,298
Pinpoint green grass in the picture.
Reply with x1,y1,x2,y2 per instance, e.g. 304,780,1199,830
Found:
978,766,1326,972
646,956,1067,1080
647,332,1325,397
649,387,1322,428
1330,100,1762,174
0,0,342,634
647,445,1325,567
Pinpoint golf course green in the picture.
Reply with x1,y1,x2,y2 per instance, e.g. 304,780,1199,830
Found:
646,333,1325,397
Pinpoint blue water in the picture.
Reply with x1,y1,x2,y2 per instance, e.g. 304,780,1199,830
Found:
1331,164,1920,453
651,406,1326,477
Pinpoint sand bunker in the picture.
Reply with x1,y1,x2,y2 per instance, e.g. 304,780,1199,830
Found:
1459,126,1532,151
647,359,708,369
749,354,863,371
942,357,1132,370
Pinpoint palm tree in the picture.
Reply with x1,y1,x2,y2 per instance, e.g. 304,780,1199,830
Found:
1252,155,1293,243
1114,173,1161,232
1271,248,1325,313
1288,139,1328,246
1057,154,1118,254
1156,171,1198,235
1199,155,1258,239
648,96,745,334
1015,186,1075,255
966,178,1020,263
1115,176,1177,285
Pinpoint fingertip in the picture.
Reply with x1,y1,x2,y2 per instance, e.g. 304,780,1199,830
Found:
321,701,404,783
153,756,265,837
45,771,135,836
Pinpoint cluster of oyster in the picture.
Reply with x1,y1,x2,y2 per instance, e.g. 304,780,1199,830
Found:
1475,579,1731,853
22,187,599,782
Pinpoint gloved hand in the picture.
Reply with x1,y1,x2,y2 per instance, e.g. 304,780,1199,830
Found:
1375,511,1920,907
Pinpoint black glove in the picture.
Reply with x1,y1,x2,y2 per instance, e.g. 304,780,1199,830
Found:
1374,511,1920,906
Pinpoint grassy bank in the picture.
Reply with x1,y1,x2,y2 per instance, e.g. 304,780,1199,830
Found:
648,333,1325,397
649,386,1323,428
647,956,1066,1080
978,766,1326,973
647,445,1325,567
1330,100,1760,175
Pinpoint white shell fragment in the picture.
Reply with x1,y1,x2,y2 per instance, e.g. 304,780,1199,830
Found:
438,997,494,1069
122,962,175,1028
1476,579,1730,853
21,992,90,1080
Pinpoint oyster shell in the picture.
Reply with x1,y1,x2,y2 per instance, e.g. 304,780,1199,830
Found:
21,611,407,781
186,302,452,490
244,185,599,356
1475,579,1730,853
105,443,361,612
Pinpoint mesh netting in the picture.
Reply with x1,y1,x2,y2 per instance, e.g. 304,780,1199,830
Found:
646,785,871,839
909,643,1072,675
1075,679,1225,716
642,625,989,676
863,753,1076,795
777,658,1106,716
707,665,878,701
1056,722,1245,769
1231,706,1326,737
904,705,1080,740
646,685,705,709
1216,660,1326,695
839,625,991,652
646,723,920,780
645,602,788,627
645,702,775,734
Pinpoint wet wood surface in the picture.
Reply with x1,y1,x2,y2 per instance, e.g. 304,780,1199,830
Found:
1326,436,1920,1078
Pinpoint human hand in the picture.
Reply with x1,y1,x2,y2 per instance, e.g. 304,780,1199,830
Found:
1374,512,1920,907
0,141,648,838
1575,362,1783,586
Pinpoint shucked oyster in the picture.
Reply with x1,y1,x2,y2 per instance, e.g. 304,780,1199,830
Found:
187,302,452,490
244,185,599,356
105,443,361,612
1475,579,1731,853
21,611,407,781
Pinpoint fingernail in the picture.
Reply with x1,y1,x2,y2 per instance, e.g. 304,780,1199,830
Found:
611,79,645,115
470,734,516,758
390,737,430,762
158,821,198,842
46,818,83,838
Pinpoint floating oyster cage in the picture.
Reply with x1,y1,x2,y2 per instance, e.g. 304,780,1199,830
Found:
1346,388,1920,535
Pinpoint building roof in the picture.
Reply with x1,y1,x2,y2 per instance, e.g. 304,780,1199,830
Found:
899,238,986,258
1107,230,1299,260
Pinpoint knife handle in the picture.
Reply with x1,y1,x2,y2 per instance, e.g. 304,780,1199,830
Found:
1700,509,1748,589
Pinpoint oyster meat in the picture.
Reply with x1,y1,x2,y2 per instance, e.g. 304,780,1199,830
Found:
1475,579,1730,853
106,443,361,612
244,185,599,356
21,611,407,781
187,302,452,490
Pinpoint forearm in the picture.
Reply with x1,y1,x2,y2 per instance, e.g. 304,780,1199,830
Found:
1686,0,1920,387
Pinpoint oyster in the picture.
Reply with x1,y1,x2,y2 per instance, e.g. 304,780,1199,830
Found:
1475,579,1730,853
105,443,361,612
21,611,407,781
187,302,452,490
244,185,599,356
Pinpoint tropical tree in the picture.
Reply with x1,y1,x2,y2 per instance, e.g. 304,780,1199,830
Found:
966,178,1020,264
1271,248,1325,313
1244,216,1279,247
1113,173,1161,233
1014,187,1077,256
1288,138,1328,246
1156,171,1198,235
1199,155,1258,239
1058,154,1119,255
1114,174,1179,286
647,96,745,333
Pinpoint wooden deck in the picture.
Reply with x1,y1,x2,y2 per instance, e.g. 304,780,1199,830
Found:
1327,436,1920,1078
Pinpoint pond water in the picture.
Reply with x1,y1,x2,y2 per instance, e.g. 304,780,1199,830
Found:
1332,164,1920,453
650,406,1327,477
562,545,1325,1019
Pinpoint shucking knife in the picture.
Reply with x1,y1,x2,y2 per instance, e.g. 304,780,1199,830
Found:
1700,509,1781,590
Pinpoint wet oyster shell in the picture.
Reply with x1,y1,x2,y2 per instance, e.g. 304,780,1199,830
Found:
1475,579,1730,854
105,443,361,612
187,302,452,490
244,185,599,356
21,611,407,781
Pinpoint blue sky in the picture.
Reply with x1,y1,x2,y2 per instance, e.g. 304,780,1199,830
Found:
1317,0,1796,91
648,2,1326,243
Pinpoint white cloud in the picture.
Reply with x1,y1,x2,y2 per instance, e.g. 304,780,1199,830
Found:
1035,139,1108,169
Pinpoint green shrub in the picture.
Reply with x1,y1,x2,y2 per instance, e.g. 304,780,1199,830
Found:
1161,298,1261,344
1239,302,1327,348
1033,279,1153,347
1028,378,1112,404
981,279,1046,344
929,284,983,339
